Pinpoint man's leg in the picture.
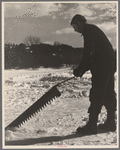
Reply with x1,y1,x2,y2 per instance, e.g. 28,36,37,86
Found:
98,75,116,131
76,75,109,134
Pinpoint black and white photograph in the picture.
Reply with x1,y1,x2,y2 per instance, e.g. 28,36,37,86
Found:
2,1,119,148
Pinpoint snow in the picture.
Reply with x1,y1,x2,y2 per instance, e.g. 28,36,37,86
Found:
3,68,118,148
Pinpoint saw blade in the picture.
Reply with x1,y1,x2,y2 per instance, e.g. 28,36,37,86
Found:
5,86,61,130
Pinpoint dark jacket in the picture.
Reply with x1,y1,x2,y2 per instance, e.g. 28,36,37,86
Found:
78,23,116,77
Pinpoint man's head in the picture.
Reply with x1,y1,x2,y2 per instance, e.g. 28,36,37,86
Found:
71,14,87,33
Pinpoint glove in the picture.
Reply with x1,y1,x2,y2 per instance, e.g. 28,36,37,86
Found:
73,68,81,77
73,67,84,77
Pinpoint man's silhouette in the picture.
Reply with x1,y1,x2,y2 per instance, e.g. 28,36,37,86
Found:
71,14,116,135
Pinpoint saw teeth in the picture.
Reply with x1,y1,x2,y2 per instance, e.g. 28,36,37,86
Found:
32,113,35,117
28,115,31,119
18,124,21,128
20,122,23,126
33,114,35,117
23,121,25,125
37,109,39,112
26,118,29,121
40,106,42,109
48,101,50,104
36,110,39,114
35,111,38,115
29,115,32,118
5,86,61,129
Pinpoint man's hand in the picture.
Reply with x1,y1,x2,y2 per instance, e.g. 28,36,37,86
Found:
73,68,82,77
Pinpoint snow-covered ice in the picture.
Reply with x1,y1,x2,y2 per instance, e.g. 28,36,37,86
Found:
3,68,118,148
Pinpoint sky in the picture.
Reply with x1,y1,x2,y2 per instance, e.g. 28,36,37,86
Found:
3,2,117,48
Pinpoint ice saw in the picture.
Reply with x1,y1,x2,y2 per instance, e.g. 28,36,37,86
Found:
5,76,75,130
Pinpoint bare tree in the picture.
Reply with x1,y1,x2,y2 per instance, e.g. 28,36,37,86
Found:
5,42,16,49
23,36,41,46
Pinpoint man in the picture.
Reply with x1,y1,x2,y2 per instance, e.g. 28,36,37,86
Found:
71,14,116,134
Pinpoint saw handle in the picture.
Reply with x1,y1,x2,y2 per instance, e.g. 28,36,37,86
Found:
55,76,75,87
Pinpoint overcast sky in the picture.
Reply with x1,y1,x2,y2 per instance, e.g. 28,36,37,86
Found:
3,2,117,48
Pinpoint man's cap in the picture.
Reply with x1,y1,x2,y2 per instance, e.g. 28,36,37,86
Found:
71,14,87,25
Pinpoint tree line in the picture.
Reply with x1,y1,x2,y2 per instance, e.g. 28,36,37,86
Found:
5,42,84,69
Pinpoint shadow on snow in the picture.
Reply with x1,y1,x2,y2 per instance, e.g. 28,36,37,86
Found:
5,129,112,146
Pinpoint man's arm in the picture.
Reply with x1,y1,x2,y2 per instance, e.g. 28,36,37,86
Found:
73,30,95,77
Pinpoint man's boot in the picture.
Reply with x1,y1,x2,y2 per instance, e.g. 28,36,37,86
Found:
76,113,98,135
98,111,116,132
